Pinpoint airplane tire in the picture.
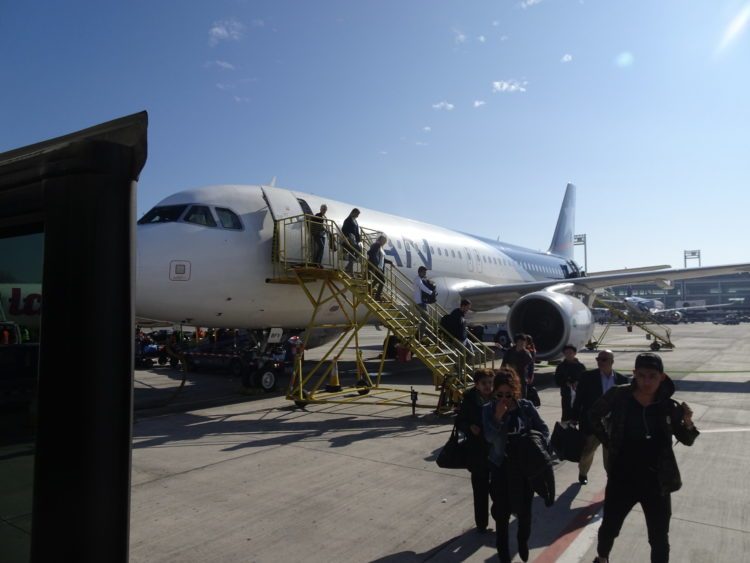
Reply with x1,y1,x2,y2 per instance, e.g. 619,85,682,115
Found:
158,355,168,366
253,369,277,393
650,341,661,351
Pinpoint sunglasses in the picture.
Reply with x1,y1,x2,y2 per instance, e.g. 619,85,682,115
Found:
596,358,613,362
495,392,514,399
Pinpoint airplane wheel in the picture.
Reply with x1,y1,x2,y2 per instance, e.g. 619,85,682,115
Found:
253,369,277,393
356,378,371,395
650,341,661,351
158,354,168,366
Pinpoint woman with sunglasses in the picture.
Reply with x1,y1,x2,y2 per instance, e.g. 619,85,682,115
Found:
455,368,496,533
483,368,549,563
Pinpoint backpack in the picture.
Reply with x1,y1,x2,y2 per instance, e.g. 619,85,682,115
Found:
421,279,437,304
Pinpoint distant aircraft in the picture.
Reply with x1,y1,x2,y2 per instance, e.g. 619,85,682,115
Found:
621,296,730,324
134,183,750,359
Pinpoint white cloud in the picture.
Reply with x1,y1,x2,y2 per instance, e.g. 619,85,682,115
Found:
492,20,500,27
432,101,455,111
500,35,509,42
561,53,573,63
453,29,467,44
521,0,543,8
423,126,432,132
473,100,486,108
251,19,266,28
379,150,388,155
477,35,486,43
717,3,750,53
209,18,245,46
492,79,527,93
233,96,251,103
415,141,428,146
615,51,635,67
208,60,235,70
216,82,233,90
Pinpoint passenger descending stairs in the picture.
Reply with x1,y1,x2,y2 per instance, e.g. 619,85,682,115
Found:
268,214,495,412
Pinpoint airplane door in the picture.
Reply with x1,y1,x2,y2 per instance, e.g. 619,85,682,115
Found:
474,249,483,273
464,247,474,272
261,185,306,263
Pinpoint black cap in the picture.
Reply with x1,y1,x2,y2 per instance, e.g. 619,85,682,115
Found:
634,352,664,373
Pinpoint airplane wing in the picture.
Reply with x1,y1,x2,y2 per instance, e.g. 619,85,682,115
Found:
585,265,671,276
461,262,750,311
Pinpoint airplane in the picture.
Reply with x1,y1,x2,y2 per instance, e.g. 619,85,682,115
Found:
620,296,731,324
134,183,750,360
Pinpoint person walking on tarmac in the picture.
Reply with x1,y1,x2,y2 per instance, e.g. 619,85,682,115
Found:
454,368,494,533
483,368,549,563
590,353,699,563
554,344,587,422
572,349,629,485
501,334,534,399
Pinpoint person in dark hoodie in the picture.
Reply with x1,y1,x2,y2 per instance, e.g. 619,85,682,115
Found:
554,344,587,422
454,368,495,533
589,353,699,563
483,368,549,563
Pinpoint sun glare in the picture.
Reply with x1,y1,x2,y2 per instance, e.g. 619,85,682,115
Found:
718,3,750,52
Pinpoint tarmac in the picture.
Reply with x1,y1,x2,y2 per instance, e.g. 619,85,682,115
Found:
130,323,750,562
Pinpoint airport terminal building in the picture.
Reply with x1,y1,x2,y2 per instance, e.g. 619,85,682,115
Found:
609,272,750,311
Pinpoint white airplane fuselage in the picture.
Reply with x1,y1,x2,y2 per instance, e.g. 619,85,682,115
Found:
136,184,575,332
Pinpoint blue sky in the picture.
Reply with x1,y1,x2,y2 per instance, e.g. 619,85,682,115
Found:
2,0,749,271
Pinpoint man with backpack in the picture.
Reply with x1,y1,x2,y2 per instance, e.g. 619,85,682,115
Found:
440,299,471,346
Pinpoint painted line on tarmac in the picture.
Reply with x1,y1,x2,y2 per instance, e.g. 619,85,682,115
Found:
696,427,750,433
532,489,605,563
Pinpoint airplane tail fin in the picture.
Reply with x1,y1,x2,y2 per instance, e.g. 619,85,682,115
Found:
547,183,576,260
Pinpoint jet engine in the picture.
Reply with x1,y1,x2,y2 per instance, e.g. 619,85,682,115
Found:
506,291,594,360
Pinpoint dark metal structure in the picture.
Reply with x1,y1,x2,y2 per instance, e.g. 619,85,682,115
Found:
0,112,147,562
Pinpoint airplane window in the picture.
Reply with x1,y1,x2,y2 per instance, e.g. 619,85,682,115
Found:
184,205,217,227
483,256,487,263
215,207,243,230
137,204,188,225
430,246,434,253
397,240,402,249
297,199,313,215
451,250,455,258
437,248,442,256
458,251,462,259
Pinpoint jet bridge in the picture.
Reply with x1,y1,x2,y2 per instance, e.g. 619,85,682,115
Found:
267,215,495,413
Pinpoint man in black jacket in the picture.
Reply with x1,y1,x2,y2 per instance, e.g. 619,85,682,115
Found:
341,208,361,274
571,349,628,485
440,299,471,345
554,344,587,422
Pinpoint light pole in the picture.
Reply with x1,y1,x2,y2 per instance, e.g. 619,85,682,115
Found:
574,234,587,274
682,250,701,304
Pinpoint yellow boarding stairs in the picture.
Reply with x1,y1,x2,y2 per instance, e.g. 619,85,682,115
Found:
589,290,674,352
268,214,495,413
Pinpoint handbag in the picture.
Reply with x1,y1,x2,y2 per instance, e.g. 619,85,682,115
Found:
550,421,586,462
435,425,469,469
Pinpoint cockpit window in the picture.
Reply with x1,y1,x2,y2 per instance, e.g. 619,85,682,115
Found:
216,207,243,230
184,205,217,227
137,205,188,225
